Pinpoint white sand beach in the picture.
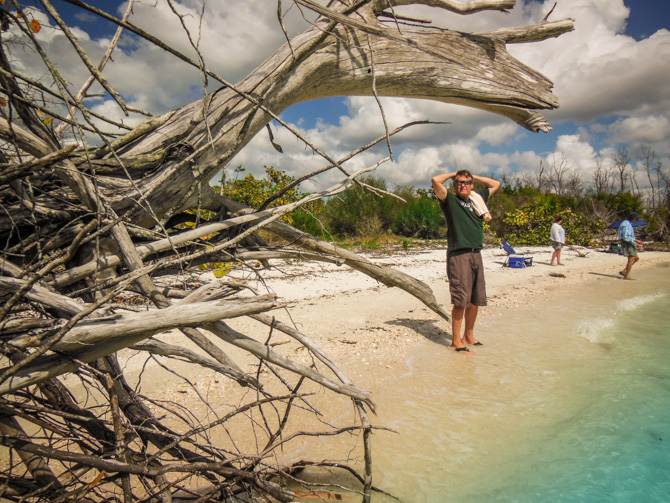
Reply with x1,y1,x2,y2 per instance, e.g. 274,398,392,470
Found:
120,243,670,397
120,244,670,441
217,244,670,378
92,244,670,501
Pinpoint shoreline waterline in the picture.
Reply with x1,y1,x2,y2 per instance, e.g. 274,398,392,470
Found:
370,261,670,502
88,246,670,502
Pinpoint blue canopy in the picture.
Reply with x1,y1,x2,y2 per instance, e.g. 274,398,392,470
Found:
609,219,648,229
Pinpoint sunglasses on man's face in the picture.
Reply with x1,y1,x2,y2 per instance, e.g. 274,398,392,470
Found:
455,180,473,186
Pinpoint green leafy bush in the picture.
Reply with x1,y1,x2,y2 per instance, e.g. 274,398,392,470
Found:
291,206,330,240
501,203,606,246
208,167,657,247
594,192,645,219
320,176,395,237
217,166,304,225
391,191,445,239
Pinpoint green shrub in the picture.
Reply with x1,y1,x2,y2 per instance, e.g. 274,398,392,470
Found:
391,193,445,239
322,176,395,238
595,192,644,218
215,166,305,225
291,206,330,240
501,205,606,246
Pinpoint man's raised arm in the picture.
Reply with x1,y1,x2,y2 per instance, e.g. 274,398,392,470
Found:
473,175,501,196
431,172,456,200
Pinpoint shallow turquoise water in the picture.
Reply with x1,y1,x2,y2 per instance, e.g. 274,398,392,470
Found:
372,262,670,502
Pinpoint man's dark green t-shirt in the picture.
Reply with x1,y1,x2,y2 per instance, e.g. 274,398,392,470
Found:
438,188,490,253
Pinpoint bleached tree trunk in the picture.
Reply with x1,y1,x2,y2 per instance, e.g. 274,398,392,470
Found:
79,1,572,226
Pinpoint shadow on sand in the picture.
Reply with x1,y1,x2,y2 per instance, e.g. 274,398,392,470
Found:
387,318,452,347
589,272,624,279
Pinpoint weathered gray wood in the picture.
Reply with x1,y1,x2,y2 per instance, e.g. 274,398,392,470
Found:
0,144,77,184
0,277,86,318
49,212,272,288
0,117,51,157
0,317,60,336
173,281,245,304
206,320,374,408
130,339,260,388
9,295,278,351
0,298,277,395
178,325,255,387
250,314,351,384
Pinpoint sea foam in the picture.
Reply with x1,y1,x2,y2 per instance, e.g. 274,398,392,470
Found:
615,292,665,312
575,316,616,344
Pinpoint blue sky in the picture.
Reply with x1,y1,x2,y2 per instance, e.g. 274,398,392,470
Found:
625,0,670,40
21,1,670,191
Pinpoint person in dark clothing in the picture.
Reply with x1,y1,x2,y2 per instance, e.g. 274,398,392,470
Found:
431,170,500,353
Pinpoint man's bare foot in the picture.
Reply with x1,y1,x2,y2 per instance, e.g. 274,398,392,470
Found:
619,271,625,277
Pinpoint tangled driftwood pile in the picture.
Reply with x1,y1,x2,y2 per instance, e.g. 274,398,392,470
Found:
0,1,572,501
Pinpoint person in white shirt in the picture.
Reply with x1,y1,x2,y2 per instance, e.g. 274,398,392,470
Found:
550,215,565,266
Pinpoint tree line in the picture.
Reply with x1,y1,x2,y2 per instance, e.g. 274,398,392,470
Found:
219,146,670,249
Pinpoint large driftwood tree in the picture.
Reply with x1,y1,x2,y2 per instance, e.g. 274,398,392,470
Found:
0,0,573,501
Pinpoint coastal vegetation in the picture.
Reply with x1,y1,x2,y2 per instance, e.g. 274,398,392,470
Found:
222,149,669,250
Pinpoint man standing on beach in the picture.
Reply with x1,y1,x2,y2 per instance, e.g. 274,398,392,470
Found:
618,211,643,280
431,170,501,353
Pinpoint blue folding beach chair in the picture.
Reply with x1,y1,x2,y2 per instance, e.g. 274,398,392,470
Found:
501,241,533,268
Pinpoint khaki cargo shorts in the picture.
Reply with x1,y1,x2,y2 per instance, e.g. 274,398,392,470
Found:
446,249,487,307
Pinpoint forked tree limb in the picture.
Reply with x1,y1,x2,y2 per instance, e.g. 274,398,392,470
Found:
205,320,374,408
130,339,259,389
175,326,257,388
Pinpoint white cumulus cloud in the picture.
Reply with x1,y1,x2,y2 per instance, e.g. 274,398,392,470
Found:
11,0,669,191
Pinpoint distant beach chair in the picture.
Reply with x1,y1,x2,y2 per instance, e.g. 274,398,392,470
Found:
501,241,533,268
